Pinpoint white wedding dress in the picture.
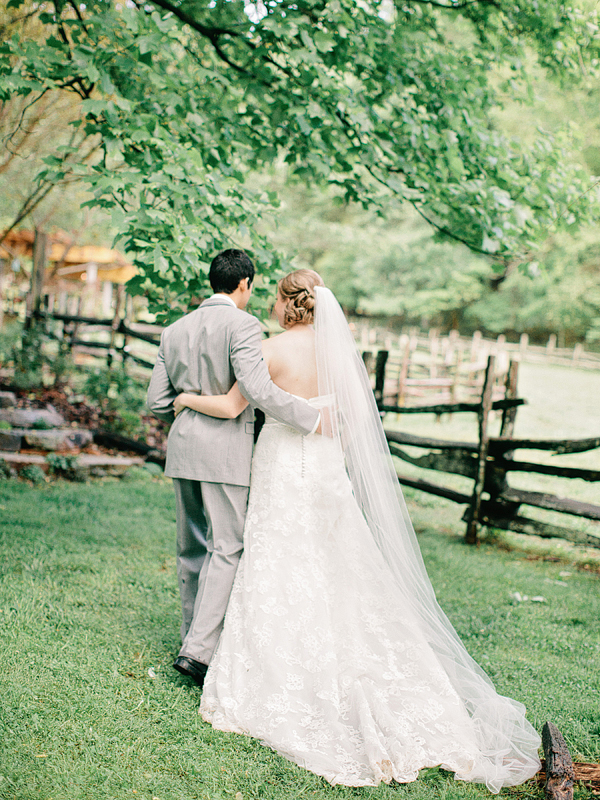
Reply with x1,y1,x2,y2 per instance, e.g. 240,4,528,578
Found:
200,412,539,789
200,288,541,792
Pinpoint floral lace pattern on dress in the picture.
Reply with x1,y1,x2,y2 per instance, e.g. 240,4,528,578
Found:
200,421,536,789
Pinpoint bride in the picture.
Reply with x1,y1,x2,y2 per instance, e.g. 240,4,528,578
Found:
173,270,541,792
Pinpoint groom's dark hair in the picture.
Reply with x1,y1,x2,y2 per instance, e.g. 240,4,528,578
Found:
209,249,255,294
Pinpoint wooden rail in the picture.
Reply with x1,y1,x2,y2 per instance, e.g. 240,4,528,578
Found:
34,307,161,368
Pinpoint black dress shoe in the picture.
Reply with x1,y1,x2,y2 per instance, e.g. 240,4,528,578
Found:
173,656,208,687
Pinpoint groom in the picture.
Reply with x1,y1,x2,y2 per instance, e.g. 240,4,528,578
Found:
147,249,320,686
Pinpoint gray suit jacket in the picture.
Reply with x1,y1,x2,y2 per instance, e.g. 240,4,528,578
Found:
147,295,319,486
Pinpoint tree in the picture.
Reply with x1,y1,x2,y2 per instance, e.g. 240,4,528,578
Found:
0,4,111,247
261,179,488,324
1,0,599,322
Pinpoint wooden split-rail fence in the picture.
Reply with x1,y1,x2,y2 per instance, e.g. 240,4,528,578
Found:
366,352,600,548
24,295,600,549
358,325,600,377
31,287,161,370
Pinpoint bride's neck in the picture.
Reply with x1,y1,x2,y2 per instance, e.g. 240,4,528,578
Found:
284,322,313,332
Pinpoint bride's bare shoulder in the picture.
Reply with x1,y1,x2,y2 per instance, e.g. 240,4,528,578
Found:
261,331,287,365
261,332,283,355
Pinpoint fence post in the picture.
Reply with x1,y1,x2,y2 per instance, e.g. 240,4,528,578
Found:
471,330,482,360
396,340,411,407
374,350,389,407
24,229,48,330
500,360,520,440
465,355,495,545
69,296,83,349
121,292,132,365
519,332,529,357
108,284,125,368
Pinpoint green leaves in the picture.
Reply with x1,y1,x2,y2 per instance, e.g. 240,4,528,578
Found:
2,0,600,321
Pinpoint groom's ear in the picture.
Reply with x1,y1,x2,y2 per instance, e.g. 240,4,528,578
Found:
239,277,252,292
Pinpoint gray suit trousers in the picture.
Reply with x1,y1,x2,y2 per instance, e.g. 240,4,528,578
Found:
174,478,249,665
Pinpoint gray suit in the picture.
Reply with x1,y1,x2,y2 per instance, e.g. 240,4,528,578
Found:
147,294,319,664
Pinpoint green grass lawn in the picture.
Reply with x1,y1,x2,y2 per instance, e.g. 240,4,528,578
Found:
1,477,599,800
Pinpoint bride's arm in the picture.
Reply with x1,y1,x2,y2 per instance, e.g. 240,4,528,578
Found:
174,382,249,419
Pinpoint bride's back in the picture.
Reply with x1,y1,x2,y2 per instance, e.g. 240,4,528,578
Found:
262,325,319,400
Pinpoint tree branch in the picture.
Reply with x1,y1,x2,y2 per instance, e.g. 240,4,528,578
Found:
138,0,256,77
210,38,252,75
2,89,50,150
405,0,502,10
144,0,247,40
410,200,511,259
0,180,57,246
67,0,89,33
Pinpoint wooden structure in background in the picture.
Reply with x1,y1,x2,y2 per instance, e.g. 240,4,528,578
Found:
359,325,600,378
0,228,135,279
0,228,136,324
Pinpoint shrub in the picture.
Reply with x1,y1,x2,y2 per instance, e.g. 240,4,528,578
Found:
0,458,16,480
111,409,144,438
12,326,46,390
9,322,74,390
121,465,155,482
45,453,86,481
19,464,47,484
83,366,147,438
32,417,54,430
0,421,11,431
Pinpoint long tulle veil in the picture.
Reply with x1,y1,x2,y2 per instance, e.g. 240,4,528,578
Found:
314,286,541,793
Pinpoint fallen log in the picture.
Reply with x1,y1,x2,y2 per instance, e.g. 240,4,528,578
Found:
538,761,600,790
93,430,158,456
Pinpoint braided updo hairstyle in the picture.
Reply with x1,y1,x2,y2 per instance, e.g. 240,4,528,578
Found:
278,269,325,327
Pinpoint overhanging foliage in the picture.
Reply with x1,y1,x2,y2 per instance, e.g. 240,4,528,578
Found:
1,0,599,321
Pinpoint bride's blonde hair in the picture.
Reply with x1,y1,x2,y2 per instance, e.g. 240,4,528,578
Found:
278,269,324,326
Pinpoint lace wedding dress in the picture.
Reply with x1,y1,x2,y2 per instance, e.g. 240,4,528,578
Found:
200,413,539,789
200,288,541,791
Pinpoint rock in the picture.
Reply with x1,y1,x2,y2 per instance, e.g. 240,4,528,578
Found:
0,430,22,452
0,391,17,408
21,428,93,451
0,451,144,474
0,407,66,429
